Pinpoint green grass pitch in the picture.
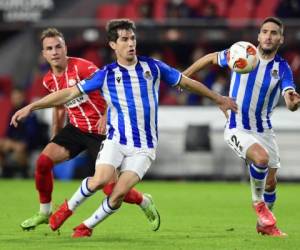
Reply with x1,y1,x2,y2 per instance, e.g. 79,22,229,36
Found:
0,180,299,250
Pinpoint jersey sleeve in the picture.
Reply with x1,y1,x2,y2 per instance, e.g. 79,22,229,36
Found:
154,59,182,87
281,62,295,94
217,49,229,68
76,59,99,79
77,68,107,94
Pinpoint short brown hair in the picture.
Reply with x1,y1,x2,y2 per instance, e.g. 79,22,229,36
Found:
106,19,136,42
40,27,65,44
261,17,284,35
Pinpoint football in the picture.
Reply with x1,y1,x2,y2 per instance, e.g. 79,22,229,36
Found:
227,41,259,74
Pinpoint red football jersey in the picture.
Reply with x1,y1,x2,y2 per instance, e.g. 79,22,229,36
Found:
43,57,106,134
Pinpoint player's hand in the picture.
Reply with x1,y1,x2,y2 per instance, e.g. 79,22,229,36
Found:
285,90,300,111
10,105,32,127
96,113,107,135
216,95,238,119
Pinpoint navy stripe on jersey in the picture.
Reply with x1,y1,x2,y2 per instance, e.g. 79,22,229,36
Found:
255,61,274,132
119,66,141,148
241,61,260,130
107,108,114,139
107,66,127,145
135,62,153,148
146,58,159,140
229,73,241,129
266,82,280,129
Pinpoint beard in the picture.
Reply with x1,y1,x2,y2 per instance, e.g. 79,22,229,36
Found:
259,44,279,55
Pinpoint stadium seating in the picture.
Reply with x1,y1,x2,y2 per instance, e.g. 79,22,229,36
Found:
254,0,280,19
96,3,122,20
0,96,12,137
0,75,12,97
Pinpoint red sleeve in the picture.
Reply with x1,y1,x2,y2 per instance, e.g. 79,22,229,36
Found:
75,58,99,80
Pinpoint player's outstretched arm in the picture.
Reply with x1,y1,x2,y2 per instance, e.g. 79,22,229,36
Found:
10,86,81,127
178,75,237,118
183,52,218,77
284,89,300,111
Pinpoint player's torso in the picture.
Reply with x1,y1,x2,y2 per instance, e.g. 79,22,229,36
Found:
43,58,105,133
103,61,159,148
228,58,282,132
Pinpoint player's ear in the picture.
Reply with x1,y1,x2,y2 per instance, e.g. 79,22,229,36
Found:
280,35,284,45
109,41,116,50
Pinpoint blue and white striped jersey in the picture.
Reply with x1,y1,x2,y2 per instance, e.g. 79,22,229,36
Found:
218,49,295,133
77,56,182,148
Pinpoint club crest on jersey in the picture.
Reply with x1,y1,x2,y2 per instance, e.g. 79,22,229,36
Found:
144,71,152,80
68,79,77,86
271,69,279,79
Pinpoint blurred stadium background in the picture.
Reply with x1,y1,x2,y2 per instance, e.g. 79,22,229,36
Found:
1,0,300,181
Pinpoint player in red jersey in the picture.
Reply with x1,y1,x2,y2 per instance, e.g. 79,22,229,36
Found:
20,28,160,231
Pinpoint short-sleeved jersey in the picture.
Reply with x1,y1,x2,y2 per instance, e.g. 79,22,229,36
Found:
77,56,182,149
218,49,295,133
43,57,106,134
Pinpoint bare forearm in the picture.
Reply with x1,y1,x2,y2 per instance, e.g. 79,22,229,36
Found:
183,52,218,77
29,87,80,112
179,75,220,103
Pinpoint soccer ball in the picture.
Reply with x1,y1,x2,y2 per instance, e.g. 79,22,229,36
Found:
227,41,259,74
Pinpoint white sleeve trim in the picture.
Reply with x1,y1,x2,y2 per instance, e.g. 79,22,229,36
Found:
282,86,295,96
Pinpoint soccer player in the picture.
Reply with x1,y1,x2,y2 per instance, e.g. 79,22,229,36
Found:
11,19,237,238
20,27,160,232
183,17,300,237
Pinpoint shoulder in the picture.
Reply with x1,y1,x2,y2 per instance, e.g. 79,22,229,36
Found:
42,71,53,86
70,57,91,64
138,55,157,65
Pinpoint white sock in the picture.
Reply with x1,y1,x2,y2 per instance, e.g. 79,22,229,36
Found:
67,177,94,211
249,163,268,203
139,195,150,209
39,203,51,215
84,197,118,228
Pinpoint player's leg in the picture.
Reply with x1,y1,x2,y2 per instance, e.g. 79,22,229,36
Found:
49,139,122,231
21,124,84,230
224,128,275,227
20,142,70,230
264,168,277,210
86,133,145,206
72,153,159,237
73,170,140,238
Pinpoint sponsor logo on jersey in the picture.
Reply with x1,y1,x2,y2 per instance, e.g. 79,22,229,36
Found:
65,94,88,108
271,69,279,79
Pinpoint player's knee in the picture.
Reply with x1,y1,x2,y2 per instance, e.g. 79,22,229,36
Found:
253,152,269,166
88,176,108,191
36,154,54,175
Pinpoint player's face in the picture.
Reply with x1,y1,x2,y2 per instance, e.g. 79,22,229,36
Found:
258,22,283,54
42,36,67,68
110,29,137,65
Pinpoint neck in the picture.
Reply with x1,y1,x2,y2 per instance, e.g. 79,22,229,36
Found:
51,58,68,76
258,46,277,60
117,56,137,67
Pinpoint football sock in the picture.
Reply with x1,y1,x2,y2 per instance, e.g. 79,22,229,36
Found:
103,182,143,204
67,177,94,211
84,197,118,228
40,203,51,215
35,154,54,204
249,163,268,203
264,190,276,210
139,195,151,209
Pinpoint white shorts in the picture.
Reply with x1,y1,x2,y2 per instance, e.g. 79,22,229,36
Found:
224,126,280,168
95,139,156,179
